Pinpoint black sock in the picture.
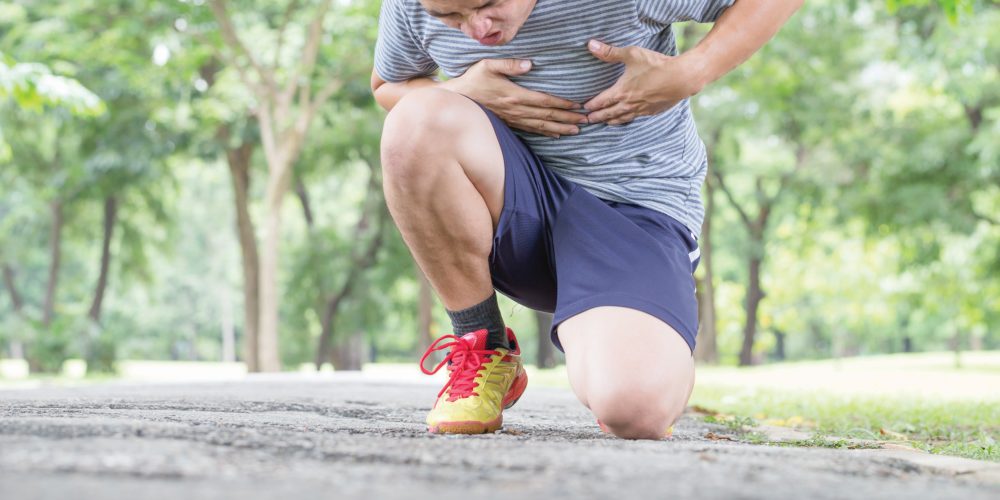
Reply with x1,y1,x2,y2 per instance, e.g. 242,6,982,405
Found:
446,292,509,350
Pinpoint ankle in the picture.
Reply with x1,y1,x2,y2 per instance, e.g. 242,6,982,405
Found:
446,292,509,350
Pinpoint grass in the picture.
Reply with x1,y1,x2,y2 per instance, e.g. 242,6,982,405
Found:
689,380,1000,462
528,351,1000,462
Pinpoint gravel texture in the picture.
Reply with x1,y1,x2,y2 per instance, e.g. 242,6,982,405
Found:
0,375,996,499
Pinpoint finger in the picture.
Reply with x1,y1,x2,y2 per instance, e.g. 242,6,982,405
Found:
588,40,630,63
583,86,620,112
517,88,581,111
607,113,637,126
511,118,579,137
486,58,533,77
517,105,589,125
510,123,560,138
586,103,633,124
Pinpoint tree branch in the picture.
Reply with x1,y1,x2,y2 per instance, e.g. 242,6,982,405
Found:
771,145,808,207
712,169,754,230
972,208,999,226
272,0,302,70
295,76,342,139
209,0,279,97
314,165,386,364
2,263,25,313
279,0,334,118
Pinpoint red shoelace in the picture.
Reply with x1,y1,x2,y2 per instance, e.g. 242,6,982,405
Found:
419,334,498,402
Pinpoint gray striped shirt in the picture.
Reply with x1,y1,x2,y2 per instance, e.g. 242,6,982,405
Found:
374,0,735,236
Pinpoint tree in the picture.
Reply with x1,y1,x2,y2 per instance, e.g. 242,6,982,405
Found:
695,0,868,364
198,0,374,371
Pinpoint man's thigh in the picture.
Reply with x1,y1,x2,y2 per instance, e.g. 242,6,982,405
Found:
461,100,576,313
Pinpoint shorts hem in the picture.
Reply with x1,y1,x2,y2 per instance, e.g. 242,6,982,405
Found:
550,292,697,356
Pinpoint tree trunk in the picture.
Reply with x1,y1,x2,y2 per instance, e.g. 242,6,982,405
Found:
220,281,236,363
739,252,764,366
535,310,556,368
258,195,285,372
315,298,338,369
308,166,386,369
694,176,718,364
330,330,365,371
209,0,341,372
772,329,786,362
417,267,434,347
2,264,26,360
88,196,117,323
226,140,261,372
43,200,63,327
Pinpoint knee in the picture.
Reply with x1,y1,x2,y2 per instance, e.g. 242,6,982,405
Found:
588,382,686,440
381,88,471,187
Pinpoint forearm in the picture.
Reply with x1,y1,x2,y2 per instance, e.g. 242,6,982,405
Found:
681,0,804,92
372,76,439,112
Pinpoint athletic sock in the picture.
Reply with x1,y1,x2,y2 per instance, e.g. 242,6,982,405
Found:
446,292,510,350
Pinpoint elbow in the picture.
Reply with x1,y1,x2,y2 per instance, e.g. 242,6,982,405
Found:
370,72,390,112
370,74,385,97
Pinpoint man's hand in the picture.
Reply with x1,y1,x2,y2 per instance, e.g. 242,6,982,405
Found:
584,0,805,125
583,40,706,126
440,59,588,138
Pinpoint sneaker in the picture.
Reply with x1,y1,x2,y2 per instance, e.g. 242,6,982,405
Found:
597,418,674,439
419,327,528,434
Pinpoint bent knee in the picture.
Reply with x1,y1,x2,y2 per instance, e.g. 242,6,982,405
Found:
589,385,687,440
381,88,478,185
382,88,474,150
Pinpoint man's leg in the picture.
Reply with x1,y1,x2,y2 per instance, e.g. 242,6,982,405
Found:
381,88,504,320
558,307,695,440
382,88,529,434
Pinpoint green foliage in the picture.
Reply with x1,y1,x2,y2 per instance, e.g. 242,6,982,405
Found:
0,0,997,372
886,0,979,22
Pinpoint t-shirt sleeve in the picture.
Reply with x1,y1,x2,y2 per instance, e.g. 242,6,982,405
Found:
373,0,439,83
636,0,737,24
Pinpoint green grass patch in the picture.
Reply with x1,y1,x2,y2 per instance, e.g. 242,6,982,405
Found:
691,383,1000,461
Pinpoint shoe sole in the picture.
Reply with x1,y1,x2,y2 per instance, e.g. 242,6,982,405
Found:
428,369,528,435
429,414,503,434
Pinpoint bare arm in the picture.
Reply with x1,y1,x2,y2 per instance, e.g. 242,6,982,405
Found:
370,60,587,138
682,0,805,93
583,0,804,124
371,71,439,112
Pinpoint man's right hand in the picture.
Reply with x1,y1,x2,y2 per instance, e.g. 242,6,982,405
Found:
440,59,587,138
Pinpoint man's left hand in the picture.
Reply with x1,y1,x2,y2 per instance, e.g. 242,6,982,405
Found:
583,40,705,126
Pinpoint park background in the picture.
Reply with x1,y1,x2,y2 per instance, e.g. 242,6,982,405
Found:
1,0,998,460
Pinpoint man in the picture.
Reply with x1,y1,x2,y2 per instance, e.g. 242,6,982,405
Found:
371,0,801,439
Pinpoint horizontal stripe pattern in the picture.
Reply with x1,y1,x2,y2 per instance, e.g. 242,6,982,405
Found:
374,0,735,237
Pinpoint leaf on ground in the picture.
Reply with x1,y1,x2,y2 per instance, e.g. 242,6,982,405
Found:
689,404,721,416
705,432,737,441
880,428,909,441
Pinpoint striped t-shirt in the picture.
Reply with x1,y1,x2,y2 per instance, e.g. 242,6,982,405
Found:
374,0,735,236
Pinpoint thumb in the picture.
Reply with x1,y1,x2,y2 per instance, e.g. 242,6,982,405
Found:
487,58,533,76
588,39,628,63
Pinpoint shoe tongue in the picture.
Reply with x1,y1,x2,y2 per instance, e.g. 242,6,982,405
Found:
459,329,489,351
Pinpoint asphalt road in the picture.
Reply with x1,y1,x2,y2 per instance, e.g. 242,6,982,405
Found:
0,375,996,499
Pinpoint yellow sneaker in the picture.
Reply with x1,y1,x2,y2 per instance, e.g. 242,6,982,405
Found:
419,327,528,434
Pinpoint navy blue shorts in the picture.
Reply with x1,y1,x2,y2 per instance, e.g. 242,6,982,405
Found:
473,101,702,354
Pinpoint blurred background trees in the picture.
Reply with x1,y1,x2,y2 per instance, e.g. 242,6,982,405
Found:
1,0,997,372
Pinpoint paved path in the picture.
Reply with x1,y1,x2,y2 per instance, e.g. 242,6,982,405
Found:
0,375,996,499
